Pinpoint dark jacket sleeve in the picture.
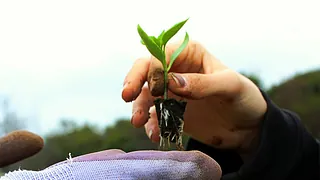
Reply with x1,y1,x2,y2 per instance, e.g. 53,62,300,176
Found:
186,90,320,180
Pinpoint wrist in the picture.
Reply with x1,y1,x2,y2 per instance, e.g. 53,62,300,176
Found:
233,78,267,159
235,95,266,162
236,123,262,162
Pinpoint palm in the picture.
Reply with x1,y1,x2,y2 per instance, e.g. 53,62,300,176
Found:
164,69,244,148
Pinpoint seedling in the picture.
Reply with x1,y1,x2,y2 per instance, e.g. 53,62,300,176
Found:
137,18,189,150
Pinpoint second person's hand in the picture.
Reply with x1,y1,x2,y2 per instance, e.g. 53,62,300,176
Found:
122,41,267,152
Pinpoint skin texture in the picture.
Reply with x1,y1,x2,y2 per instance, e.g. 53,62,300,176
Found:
0,130,44,168
122,40,267,154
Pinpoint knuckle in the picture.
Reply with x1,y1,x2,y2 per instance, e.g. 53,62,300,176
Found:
189,41,206,62
184,75,206,99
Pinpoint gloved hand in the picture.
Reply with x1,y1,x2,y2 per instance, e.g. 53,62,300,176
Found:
1,149,222,180
0,130,44,168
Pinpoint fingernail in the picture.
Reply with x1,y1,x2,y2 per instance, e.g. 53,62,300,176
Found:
148,129,153,139
170,73,186,87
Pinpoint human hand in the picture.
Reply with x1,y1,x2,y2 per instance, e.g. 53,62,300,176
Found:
1,149,222,180
122,41,267,151
0,130,44,168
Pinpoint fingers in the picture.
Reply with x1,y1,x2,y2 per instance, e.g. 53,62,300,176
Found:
131,84,154,128
0,130,44,168
166,40,215,73
132,87,160,142
123,41,219,102
146,41,222,97
122,57,151,102
144,106,160,143
167,69,242,99
72,149,125,162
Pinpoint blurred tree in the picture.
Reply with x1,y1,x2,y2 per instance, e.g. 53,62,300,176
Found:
0,98,25,135
0,98,27,173
267,69,320,139
101,119,158,152
44,120,105,164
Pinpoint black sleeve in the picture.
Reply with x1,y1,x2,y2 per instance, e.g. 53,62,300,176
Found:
186,90,320,180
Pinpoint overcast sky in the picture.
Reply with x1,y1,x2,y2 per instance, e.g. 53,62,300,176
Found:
0,0,319,135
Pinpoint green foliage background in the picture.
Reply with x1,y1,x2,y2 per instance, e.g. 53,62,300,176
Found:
1,68,319,173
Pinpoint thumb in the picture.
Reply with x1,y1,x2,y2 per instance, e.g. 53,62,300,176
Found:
0,130,44,168
167,70,241,99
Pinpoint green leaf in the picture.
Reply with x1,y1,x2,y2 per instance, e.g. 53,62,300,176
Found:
157,30,165,45
150,36,161,47
168,32,189,71
137,25,164,62
141,36,160,46
140,39,145,45
162,18,189,46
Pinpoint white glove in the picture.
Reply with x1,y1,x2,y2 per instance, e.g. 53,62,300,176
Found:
1,149,222,180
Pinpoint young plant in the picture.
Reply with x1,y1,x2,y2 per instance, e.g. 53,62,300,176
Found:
137,18,189,150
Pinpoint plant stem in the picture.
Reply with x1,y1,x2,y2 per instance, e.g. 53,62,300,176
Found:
162,47,168,100
163,69,168,100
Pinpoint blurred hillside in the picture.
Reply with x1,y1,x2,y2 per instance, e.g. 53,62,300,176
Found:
267,69,320,138
243,69,320,138
1,68,319,173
